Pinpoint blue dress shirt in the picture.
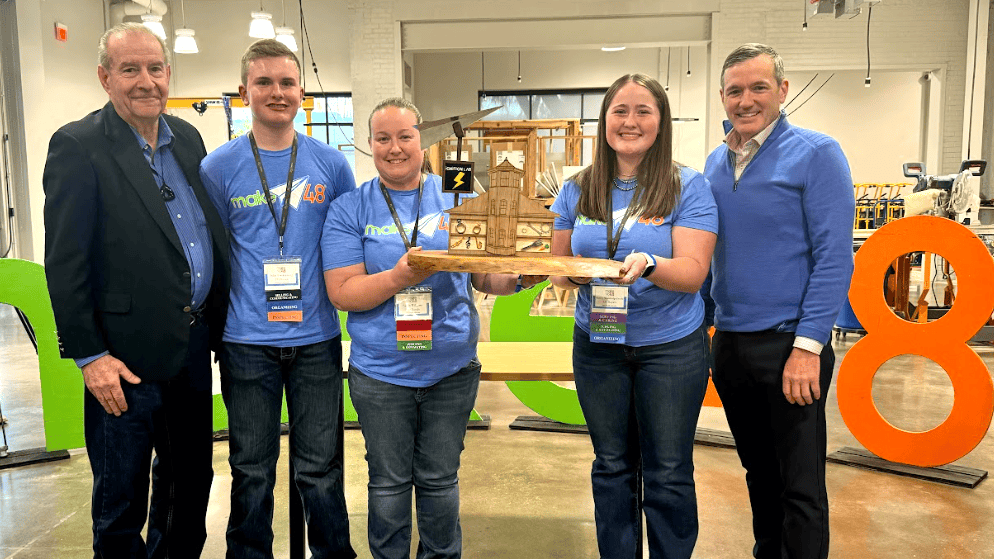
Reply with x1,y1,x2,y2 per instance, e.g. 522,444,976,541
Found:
75,116,213,369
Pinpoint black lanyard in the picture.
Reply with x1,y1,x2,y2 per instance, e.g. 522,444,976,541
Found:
378,175,424,250
249,132,298,256
606,184,638,259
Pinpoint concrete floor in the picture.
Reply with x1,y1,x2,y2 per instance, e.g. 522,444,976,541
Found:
1,300,993,558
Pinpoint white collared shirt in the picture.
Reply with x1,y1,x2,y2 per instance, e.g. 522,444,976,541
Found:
724,116,780,181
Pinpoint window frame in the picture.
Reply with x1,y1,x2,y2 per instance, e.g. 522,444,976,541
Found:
223,91,355,171
478,88,607,167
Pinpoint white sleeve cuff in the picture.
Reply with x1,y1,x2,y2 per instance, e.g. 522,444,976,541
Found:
792,336,824,355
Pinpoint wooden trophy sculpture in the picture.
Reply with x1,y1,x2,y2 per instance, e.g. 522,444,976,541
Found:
408,110,622,278
447,159,555,256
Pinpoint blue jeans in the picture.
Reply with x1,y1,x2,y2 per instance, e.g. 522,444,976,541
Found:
220,338,354,559
348,360,481,559
573,324,710,559
84,320,213,559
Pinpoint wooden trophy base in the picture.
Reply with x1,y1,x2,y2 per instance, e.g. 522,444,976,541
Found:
408,251,623,277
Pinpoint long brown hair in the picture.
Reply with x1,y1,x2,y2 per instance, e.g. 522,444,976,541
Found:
575,73,680,222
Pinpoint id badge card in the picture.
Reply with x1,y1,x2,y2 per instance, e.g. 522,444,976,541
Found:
395,286,432,351
263,256,303,322
590,279,628,344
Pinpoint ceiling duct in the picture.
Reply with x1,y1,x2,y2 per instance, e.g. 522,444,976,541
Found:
836,0,864,18
109,0,168,25
807,0,836,19
807,0,880,20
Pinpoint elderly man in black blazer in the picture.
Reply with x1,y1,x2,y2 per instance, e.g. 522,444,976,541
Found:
43,23,228,558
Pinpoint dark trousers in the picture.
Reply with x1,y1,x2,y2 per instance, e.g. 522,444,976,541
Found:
84,320,213,559
711,330,833,559
220,338,354,559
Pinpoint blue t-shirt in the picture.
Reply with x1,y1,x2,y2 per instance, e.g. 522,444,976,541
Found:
321,174,479,388
200,132,356,346
551,166,718,346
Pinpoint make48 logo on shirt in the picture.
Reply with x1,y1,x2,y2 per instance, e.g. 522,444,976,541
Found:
229,175,326,210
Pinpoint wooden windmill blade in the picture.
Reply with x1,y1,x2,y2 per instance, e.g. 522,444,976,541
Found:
417,107,501,150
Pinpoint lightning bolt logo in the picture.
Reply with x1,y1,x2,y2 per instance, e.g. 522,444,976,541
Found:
453,172,466,189
271,175,310,210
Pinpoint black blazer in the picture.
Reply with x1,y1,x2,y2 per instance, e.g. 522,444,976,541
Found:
43,102,230,382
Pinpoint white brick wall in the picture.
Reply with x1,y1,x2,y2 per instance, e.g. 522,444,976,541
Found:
348,0,400,183
711,0,971,174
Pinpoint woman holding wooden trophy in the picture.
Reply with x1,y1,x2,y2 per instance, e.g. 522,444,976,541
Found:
550,74,719,559
321,97,543,559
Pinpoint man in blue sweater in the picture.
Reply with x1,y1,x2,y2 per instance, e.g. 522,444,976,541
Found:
704,44,854,559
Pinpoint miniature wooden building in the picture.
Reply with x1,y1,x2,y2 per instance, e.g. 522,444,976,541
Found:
446,159,557,257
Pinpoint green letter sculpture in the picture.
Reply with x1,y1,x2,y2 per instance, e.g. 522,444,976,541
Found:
0,259,84,450
490,281,585,425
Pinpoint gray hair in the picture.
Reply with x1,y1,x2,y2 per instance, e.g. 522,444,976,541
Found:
368,97,423,135
240,39,302,86
98,23,171,69
720,43,784,89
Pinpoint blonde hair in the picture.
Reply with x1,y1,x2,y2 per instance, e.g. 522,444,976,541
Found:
368,97,423,136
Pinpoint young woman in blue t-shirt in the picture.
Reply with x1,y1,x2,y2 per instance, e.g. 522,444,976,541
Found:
550,73,718,559
322,97,542,559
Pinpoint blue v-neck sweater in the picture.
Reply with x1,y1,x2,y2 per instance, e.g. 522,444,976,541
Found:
704,113,855,345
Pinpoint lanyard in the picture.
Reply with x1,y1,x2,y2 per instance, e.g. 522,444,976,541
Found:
378,175,424,250
249,132,299,256
606,184,638,259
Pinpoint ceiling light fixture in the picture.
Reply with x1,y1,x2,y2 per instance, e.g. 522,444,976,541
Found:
864,3,873,87
174,0,198,54
249,3,276,39
141,13,166,40
174,28,198,54
601,46,626,52
275,27,297,51
481,52,486,99
274,0,298,51
665,47,671,91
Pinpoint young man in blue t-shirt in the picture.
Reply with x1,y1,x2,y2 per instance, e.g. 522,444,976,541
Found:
200,39,356,559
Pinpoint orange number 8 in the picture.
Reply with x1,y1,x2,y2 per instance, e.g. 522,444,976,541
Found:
838,215,994,467
314,184,325,203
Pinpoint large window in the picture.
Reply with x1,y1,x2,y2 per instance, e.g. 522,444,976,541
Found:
227,92,356,173
480,89,605,121
307,94,355,172
479,89,606,166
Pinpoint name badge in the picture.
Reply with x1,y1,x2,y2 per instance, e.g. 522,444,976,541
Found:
264,256,303,322
395,287,432,351
590,280,628,344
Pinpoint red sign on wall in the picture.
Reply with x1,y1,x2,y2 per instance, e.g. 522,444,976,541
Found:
54,23,68,42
